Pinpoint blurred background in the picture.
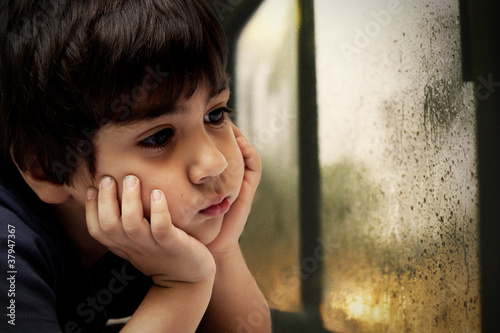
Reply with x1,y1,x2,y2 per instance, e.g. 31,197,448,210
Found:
207,0,500,332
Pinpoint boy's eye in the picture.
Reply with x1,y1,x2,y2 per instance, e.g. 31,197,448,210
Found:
204,107,232,125
139,128,174,149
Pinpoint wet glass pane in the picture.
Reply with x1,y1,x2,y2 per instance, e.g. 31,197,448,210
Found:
236,0,480,331
315,0,481,332
236,0,301,314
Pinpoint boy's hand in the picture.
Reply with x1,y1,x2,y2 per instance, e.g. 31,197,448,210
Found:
206,124,262,257
85,177,215,287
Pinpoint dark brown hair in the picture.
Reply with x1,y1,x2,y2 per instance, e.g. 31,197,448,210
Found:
0,0,228,184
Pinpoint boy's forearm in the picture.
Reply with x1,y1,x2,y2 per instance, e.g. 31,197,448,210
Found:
121,276,214,333
198,247,272,333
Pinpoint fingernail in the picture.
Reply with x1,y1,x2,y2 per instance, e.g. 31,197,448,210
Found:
124,176,137,189
152,190,162,202
100,177,113,189
87,188,97,200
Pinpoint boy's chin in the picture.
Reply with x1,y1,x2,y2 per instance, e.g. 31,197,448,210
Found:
197,217,224,245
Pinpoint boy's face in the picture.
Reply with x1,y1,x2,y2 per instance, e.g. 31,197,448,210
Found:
70,83,244,245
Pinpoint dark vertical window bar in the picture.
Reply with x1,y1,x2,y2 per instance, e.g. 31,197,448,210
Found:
208,1,265,112
460,1,500,332
297,0,323,329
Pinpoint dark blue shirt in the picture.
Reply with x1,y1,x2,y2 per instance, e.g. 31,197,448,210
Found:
0,159,151,332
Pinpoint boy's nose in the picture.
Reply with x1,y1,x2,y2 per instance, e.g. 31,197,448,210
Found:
187,134,228,184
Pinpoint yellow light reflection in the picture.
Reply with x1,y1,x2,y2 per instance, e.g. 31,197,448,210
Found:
343,289,391,324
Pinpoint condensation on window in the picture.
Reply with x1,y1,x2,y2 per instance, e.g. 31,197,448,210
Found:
237,0,301,313
237,0,480,332
316,0,480,331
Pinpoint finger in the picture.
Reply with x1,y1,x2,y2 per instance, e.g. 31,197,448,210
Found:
149,189,178,247
231,124,262,173
85,187,113,246
218,132,261,237
97,177,125,239
237,134,262,186
231,121,243,140
121,175,153,245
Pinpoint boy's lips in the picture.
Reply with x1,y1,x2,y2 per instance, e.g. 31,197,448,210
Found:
199,197,230,217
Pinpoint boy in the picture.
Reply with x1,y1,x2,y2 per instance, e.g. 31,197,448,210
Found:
0,0,271,332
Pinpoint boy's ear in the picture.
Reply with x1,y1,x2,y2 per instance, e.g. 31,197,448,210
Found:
15,158,71,204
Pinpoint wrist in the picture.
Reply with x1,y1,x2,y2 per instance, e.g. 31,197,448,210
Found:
210,244,242,264
151,273,216,289
124,275,215,332
151,261,217,288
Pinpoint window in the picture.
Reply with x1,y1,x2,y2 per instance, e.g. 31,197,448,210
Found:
222,0,486,331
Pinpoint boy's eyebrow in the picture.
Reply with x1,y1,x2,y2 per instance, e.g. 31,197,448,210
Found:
208,86,230,102
169,86,230,113
128,86,230,122
170,87,230,114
